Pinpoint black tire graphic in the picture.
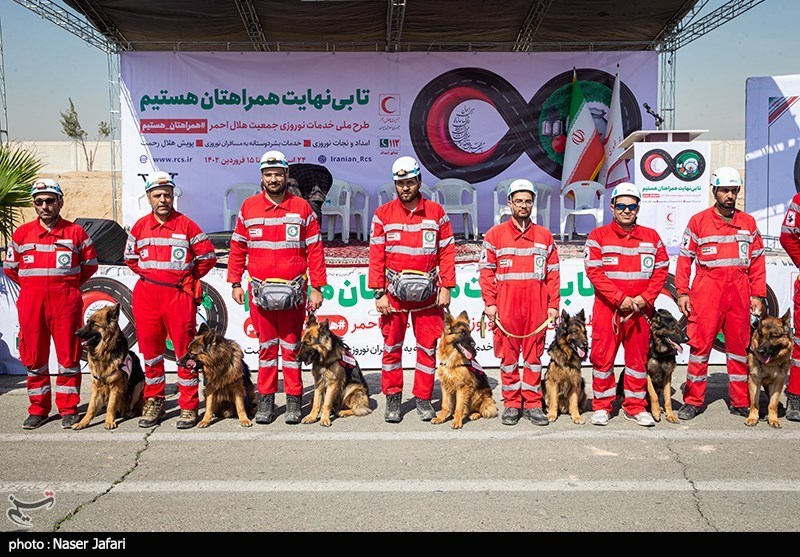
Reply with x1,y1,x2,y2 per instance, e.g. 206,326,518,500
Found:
639,148,673,182
164,281,228,361
794,148,800,193
79,277,136,362
673,149,706,182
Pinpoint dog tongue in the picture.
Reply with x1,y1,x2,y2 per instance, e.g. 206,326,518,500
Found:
668,339,683,353
458,344,474,360
183,359,197,370
577,347,586,358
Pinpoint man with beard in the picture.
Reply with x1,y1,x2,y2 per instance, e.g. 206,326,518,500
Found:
227,151,327,425
4,179,98,429
675,167,766,421
369,156,456,423
125,171,217,429
478,179,560,426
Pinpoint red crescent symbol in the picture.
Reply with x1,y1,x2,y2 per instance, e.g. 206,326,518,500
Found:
381,96,397,114
666,212,675,223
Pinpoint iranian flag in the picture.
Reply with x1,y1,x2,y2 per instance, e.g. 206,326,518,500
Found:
560,69,605,192
597,67,631,188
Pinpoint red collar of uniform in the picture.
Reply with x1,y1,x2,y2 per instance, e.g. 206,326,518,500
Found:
709,206,743,229
394,196,428,216
145,210,180,231
502,217,538,240
609,219,643,239
36,216,68,238
259,190,295,212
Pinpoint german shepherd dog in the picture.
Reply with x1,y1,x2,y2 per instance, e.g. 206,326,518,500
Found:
543,309,589,424
431,310,498,429
297,313,372,426
176,323,256,428
746,310,792,428
615,309,689,423
73,304,145,430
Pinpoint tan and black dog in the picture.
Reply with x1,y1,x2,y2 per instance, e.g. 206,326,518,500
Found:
746,310,792,428
543,309,589,424
431,310,498,429
73,304,145,430
297,313,372,427
176,323,256,428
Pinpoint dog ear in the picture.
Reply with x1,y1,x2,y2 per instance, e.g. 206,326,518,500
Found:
318,317,330,331
560,308,569,323
197,322,210,334
782,308,792,330
109,303,121,321
199,323,216,342
576,309,585,322
458,310,469,323
306,313,318,327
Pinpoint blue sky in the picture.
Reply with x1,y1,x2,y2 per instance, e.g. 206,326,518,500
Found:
0,0,796,142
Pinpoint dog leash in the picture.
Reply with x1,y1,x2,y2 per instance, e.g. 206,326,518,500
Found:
479,312,553,339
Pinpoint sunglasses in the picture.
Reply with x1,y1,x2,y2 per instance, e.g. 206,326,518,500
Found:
614,203,639,212
33,198,58,206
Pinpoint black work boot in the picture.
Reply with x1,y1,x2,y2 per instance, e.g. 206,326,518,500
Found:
384,393,402,423
501,407,521,426
415,397,436,421
786,393,800,422
285,395,302,424
255,393,276,424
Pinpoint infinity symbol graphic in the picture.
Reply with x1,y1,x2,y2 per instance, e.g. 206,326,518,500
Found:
639,148,706,182
409,68,642,183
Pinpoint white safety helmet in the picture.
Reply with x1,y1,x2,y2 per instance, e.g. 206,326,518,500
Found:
259,150,289,170
506,178,536,199
710,166,742,189
144,171,175,192
392,156,421,181
610,182,641,203
30,178,64,198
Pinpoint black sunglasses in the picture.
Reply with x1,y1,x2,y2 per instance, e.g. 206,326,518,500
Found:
614,203,639,212
33,198,58,206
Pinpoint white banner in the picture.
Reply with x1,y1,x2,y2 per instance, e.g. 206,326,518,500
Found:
745,74,800,236
634,141,711,256
1,256,794,375
121,51,658,235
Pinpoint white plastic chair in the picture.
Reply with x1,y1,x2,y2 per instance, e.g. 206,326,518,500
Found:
223,182,261,230
376,182,436,206
137,185,183,217
494,179,514,225
348,182,370,241
532,182,555,232
559,180,605,242
431,178,479,240
322,179,352,243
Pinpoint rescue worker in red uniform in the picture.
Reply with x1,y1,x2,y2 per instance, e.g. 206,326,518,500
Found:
676,167,766,421
125,171,217,429
779,192,800,421
479,179,560,426
369,156,456,423
4,179,98,429
227,151,327,425
585,182,668,427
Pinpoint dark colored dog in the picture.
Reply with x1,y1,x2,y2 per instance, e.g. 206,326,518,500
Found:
297,314,371,426
73,304,145,430
615,309,689,423
746,310,792,428
431,310,498,429
543,309,589,424
176,323,256,428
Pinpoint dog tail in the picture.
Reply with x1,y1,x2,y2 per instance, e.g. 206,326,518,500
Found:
479,398,499,419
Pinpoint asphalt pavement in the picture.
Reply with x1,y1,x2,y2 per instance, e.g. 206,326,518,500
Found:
1,364,799,540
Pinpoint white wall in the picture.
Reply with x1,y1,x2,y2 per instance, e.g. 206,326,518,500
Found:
16,141,120,173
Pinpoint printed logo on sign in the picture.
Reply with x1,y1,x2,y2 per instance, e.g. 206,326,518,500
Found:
286,224,300,240
422,230,436,249
56,252,71,269
379,94,399,116
380,137,400,149
171,246,186,263
6,489,55,528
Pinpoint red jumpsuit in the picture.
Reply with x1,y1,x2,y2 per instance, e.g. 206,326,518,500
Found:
780,193,800,398
227,191,327,397
479,219,560,410
675,207,766,409
585,220,668,415
4,217,98,418
368,197,456,399
124,211,217,411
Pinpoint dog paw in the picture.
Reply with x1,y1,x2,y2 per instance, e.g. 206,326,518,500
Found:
197,420,211,428
665,415,680,424
300,416,317,424
104,420,117,430
320,418,332,427
768,419,782,429
71,423,87,431
744,418,759,427
239,419,253,427
431,417,444,424
451,421,463,429
572,417,585,425
547,413,557,422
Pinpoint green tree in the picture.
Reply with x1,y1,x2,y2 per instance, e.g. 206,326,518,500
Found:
0,142,45,244
60,98,110,172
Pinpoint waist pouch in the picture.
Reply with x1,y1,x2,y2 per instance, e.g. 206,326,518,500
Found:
252,276,306,311
386,269,437,302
